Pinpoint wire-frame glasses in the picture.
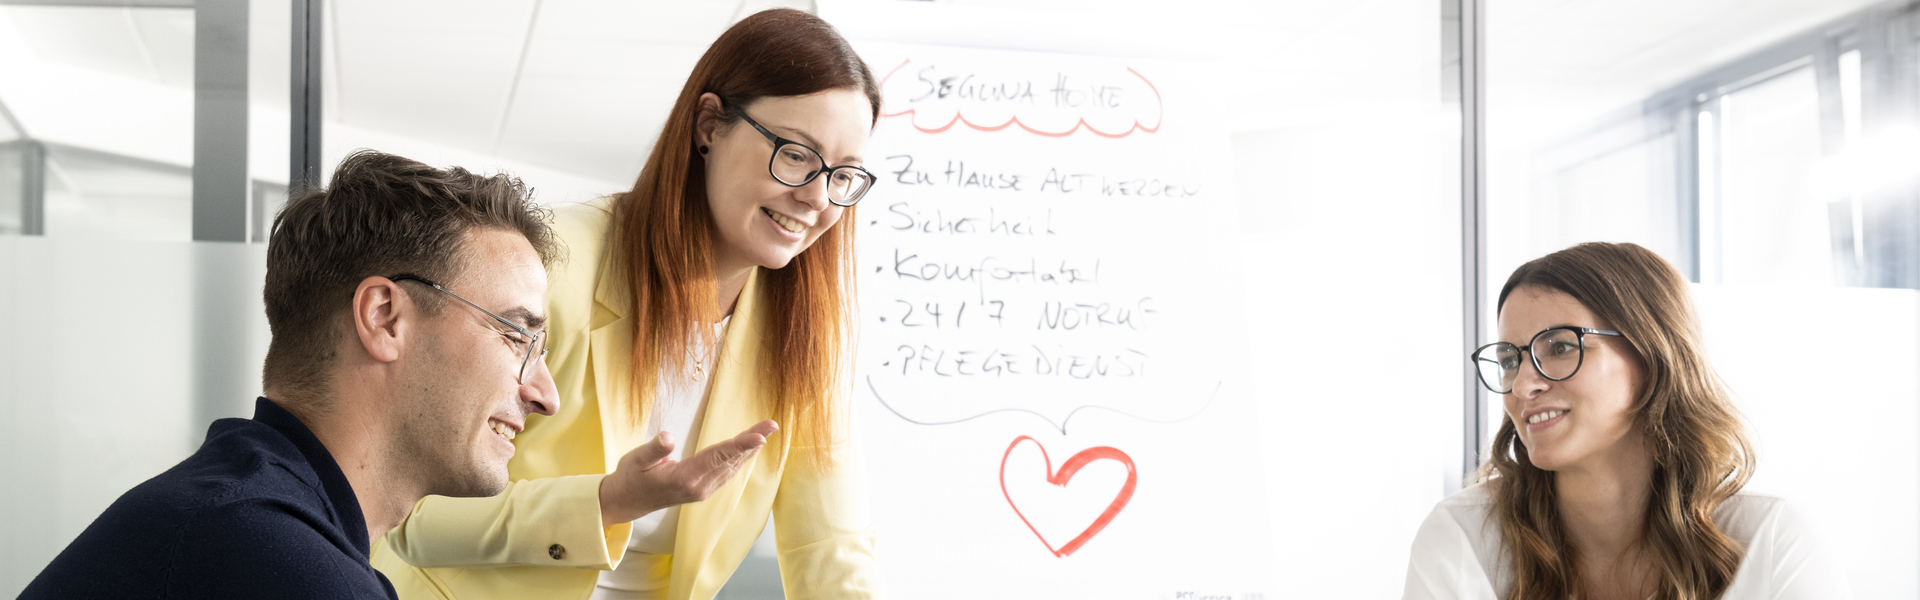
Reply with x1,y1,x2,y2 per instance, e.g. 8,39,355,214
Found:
389,274,546,384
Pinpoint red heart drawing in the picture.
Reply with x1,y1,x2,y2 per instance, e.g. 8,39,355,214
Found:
998,435,1138,557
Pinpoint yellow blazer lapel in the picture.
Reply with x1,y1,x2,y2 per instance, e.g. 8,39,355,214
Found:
590,248,640,470
670,268,775,600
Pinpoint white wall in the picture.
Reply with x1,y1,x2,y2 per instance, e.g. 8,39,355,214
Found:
1696,284,1920,599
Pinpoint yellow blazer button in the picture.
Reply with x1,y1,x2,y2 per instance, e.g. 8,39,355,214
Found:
548,544,567,560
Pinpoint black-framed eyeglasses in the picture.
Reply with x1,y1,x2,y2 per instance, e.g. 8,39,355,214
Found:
389,274,547,384
730,104,875,207
1470,326,1625,394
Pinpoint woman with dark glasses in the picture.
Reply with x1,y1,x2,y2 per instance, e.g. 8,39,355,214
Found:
1403,242,1849,600
373,9,880,600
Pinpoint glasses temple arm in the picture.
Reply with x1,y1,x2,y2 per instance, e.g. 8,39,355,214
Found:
390,274,537,339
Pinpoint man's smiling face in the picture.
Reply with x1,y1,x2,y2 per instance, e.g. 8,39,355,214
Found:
393,227,558,497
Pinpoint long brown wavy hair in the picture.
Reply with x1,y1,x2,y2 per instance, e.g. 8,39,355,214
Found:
1475,242,1755,600
611,9,879,467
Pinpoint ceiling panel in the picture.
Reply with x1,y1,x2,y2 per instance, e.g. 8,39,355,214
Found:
330,0,534,148
497,136,654,188
516,37,703,81
496,74,678,181
4,6,191,87
532,0,738,45
336,0,536,36
320,0,739,180
493,22,710,181
499,76,682,141
342,91,506,150
335,32,529,82
333,32,522,145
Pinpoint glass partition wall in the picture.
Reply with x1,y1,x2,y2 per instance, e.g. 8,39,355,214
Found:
1487,0,1920,596
0,0,291,594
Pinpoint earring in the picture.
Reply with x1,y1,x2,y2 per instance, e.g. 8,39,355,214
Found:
698,145,709,155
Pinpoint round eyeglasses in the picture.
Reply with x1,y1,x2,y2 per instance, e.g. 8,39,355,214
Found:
732,106,875,207
389,274,547,384
1470,326,1625,394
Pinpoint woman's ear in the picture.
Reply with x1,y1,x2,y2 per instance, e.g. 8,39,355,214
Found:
694,92,727,151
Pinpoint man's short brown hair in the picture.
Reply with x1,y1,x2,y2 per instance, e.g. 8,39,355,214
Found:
262,150,559,403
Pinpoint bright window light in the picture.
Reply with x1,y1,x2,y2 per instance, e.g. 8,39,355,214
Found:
1812,124,1920,197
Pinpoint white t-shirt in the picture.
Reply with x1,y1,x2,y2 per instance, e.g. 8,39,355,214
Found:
593,318,730,600
1402,483,1852,600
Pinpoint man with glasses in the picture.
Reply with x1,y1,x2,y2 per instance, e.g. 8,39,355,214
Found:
24,151,567,599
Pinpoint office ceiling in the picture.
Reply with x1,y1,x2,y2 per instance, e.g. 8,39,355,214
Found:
0,0,1892,186
1489,0,1884,137
327,0,744,187
1493,0,1879,91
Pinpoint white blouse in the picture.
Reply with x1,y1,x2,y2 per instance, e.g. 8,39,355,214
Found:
592,317,730,600
1402,483,1852,600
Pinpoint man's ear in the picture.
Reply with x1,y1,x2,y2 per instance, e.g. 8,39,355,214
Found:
352,276,409,364
694,92,727,150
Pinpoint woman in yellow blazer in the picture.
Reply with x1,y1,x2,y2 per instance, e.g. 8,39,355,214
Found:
370,9,882,600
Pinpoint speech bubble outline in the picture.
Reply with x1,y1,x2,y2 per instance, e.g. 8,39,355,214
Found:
876,59,1165,138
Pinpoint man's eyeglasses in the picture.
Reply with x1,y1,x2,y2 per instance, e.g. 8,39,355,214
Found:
1470,326,1625,394
389,274,546,384
730,103,875,207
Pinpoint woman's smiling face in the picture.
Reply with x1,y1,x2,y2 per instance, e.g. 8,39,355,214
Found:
697,88,872,274
1500,286,1647,473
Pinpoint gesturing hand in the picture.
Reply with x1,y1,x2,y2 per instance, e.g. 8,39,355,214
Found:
598,420,779,527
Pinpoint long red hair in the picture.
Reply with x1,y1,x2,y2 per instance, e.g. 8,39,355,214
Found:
611,8,879,467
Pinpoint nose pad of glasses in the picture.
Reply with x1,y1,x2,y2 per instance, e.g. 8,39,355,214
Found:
517,349,558,416
517,344,546,382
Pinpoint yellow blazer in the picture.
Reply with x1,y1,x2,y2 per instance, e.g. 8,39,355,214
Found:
371,197,879,600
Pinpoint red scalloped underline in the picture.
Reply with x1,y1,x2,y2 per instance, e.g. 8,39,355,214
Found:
875,58,1163,138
